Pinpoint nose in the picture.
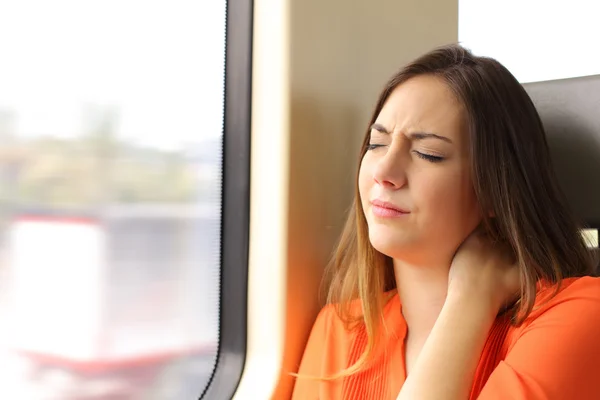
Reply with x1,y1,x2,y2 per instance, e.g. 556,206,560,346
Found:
372,146,408,189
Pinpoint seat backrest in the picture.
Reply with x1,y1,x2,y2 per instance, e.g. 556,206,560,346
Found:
523,75,600,270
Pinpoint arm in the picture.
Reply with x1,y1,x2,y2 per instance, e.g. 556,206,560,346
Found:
397,292,497,400
397,230,519,400
399,277,600,400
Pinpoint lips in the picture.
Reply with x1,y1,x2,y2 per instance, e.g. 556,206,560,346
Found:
369,199,409,218
370,199,409,213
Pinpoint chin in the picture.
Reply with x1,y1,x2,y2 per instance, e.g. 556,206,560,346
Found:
368,230,414,259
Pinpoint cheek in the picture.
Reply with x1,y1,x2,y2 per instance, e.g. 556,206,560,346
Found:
415,169,480,230
357,160,371,203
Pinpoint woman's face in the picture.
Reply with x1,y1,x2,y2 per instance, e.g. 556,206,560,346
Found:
358,75,481,266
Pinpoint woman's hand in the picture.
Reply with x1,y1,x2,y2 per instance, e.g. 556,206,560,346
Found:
448,227,521,314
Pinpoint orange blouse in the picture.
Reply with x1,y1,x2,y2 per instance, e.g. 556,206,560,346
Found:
291,276,600,399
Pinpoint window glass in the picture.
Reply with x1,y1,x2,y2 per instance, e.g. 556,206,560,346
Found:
0,1,224,398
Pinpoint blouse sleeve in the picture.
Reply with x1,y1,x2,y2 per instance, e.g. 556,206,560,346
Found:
477,278,600,399
291,305,332,400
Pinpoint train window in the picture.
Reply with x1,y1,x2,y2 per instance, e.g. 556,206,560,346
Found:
0,1,249,398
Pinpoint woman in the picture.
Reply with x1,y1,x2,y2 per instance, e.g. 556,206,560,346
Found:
291,44,600,399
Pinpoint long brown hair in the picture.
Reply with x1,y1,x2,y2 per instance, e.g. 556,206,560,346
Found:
324,43,597,378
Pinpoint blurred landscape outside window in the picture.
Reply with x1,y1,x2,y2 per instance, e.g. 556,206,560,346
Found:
0,1,224,398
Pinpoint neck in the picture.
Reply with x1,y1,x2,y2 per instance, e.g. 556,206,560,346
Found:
394,259,450,337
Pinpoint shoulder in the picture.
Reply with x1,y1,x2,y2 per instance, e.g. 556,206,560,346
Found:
297,292,400,369
302,299,360,354
312,291,400,333
516,276,600,334
308,297,361,342
305,291,401,352
294,301,358,381
478,277,600,398
310,303,344,339
534,276,600,311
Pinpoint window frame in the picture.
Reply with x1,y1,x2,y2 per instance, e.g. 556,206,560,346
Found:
200,0,253,398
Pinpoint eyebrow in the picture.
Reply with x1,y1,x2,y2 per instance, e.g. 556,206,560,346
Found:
370,122,453,144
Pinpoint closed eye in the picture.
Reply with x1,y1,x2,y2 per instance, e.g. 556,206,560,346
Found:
413,151,444,163
366,144,385,151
